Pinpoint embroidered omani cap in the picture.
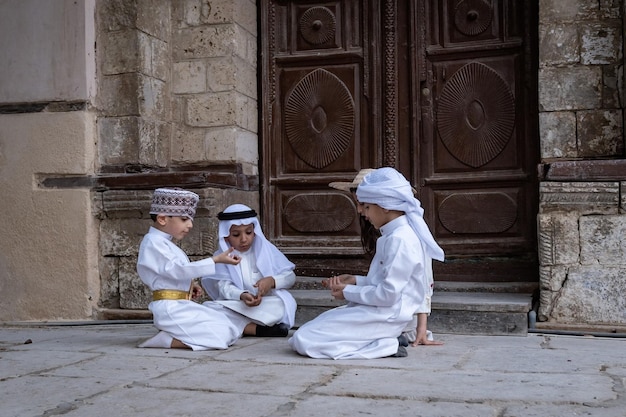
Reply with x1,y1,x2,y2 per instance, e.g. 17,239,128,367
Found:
149,188,199,220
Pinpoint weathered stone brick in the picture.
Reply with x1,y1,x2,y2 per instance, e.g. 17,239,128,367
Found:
537,213,580,266
99,256,120,309
602,64,621,108
186,91,237,126
580,23,622,65
205,127,258,166
539,182,620,214
539,111,577,158
119,256,151,309
539,66,602,111
577,109,624,157
136,0,171,40
580,215,626,265
206,56,258,98
100,29,141,75
100,218,150,257
172,60,207,94
138,119,170,166
550,266,626,325
173,25,236,60
539,24,580,65
98,73,141,116
138,76,168,119
171,126,207,162
98,116,140,165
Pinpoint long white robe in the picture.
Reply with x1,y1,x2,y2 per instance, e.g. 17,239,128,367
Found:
289,216,427,359
206,248,297,327
137,227,248,350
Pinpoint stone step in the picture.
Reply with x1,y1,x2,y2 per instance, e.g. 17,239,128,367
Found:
291,289,535,336
99,278,537,336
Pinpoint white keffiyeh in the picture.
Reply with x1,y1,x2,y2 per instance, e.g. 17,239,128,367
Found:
356,167,445,262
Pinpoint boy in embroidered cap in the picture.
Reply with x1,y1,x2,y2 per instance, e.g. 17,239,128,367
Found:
199,204,297,338
290,167,445,359
136,188,244,350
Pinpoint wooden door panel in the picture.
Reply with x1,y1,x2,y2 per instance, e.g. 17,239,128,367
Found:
261,0,378,260
419,0,539,280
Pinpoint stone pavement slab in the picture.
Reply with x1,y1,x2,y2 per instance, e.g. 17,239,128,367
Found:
0,323,625,417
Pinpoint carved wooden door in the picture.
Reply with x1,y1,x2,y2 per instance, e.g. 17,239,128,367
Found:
410,0,539,281
260,0,539,282
260,0,382,275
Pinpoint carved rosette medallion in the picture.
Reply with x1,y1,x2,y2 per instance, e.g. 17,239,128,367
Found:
438,192,517,234
299,6,336,45
284,68,355,169
454,0,493,36
284,193,355,233
436,62,515,168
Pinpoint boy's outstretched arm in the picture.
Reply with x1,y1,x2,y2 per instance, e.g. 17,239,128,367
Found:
212,247,242,265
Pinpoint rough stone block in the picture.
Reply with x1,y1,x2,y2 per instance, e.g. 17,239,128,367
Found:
538,66,601,111
579,215,626,265
173,25,236,60
539,111,577,158
577,110,624,157
537,213,580,266
99,256,120,309
580,23,622,65
622,182,626,211
550,266,626,325
206,56,256,98
186,91,237,126
138,76,168,119
98,116,140,165
136,0,171,40
539,24,580,65
172,61,207,94
100,29,141,75
100,218,150,257
235,93,258,133
539,182,620,214
171,126,208,162
100,190,152,219
138,119,170,166
144,35,170,81
119,256,151,309
205,127,258,165
98,73,141,116
99,0,138,32
602,64,621,108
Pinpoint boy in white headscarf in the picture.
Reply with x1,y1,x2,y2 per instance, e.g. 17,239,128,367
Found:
329,169,442,347
200,204,297,338
136,188,245,350
289,167,445,359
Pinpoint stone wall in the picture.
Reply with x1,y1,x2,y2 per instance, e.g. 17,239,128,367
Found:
537,0,626,327
94,0,260,314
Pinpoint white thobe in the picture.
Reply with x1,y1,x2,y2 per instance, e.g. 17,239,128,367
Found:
137,227,248,350
204,248,297,327
289,216,428,359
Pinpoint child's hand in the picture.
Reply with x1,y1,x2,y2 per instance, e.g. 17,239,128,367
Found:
190,281,205,301
240,291,261,307
254,276,275,297
213,248,241,265
329,275,351,300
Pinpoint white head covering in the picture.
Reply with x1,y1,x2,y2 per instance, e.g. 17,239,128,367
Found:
215,204,295,281
356,167,445,262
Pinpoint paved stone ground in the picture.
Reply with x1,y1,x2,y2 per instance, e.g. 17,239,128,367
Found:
1,323,625,417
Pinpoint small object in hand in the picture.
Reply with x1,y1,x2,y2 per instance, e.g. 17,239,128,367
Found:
229,250,241,260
